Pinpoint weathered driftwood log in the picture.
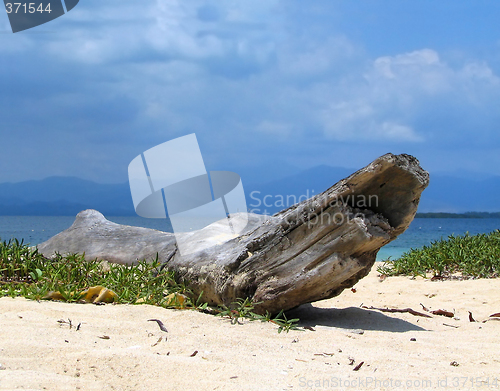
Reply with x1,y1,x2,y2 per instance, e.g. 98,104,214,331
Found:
38,153,429,314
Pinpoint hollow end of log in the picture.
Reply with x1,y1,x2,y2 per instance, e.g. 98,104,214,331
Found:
166,153,429,314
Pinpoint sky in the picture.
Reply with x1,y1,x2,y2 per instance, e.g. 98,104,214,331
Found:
1,0,500,184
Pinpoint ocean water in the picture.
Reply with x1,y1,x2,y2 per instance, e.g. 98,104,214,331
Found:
0,216,174,246
376,218,500,261
0,215,499,261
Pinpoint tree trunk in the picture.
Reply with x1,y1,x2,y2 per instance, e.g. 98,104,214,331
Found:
38,153,429,314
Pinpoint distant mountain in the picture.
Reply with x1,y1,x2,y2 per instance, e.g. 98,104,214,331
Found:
215,159,301,188
417,174,500,213
244,165,354,215
244,167,500,215
0,177,134,216
1,166,500,216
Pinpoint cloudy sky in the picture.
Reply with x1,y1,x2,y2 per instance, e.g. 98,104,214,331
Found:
1,0,500,184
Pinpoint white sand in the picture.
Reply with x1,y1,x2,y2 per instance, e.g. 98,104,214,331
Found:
1,268,499,390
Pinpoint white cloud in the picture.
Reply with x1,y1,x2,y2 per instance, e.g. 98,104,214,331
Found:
321,101,423,142
316,49,500,143
367,48,500,98
379,121,422,142
35,0,281,67
367,49,453,95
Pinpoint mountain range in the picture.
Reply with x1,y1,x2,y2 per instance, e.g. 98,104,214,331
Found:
0,165,499,215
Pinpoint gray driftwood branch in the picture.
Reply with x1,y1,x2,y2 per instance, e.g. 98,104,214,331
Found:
38,153,429,314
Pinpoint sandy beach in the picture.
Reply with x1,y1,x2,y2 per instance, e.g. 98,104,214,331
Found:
1,268,499,391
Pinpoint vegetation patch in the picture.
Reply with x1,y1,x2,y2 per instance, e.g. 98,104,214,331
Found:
378,230,500,279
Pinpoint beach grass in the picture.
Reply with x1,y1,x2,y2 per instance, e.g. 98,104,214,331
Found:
378,229,500,279
0,238,299,332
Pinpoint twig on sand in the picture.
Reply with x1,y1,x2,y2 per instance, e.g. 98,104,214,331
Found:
58,318,71,328
362,305,432,318
151,336,162,347
353,361,364,371
483,318,500,323
148,319,168,332
430,309,454,318
420,303,454,317
57,318,83,330
482,313,500,322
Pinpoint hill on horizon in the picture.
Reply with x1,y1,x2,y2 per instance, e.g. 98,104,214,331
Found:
1,166,500,216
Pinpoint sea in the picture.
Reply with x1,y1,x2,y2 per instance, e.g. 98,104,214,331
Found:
0,216,499,262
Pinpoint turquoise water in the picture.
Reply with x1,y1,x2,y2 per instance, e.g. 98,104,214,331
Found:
0,216,173,246
376,218,500,261
0,216,499,261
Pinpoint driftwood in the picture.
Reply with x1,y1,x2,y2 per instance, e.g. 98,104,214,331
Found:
38,153,429,314
362,305,433,318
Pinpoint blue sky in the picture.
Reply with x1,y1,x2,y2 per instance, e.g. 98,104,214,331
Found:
1,0,500,184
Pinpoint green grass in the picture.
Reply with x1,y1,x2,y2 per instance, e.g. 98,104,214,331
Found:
0,238,186,305
377,230,500,279
0,238,299,332
214,297,301,333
